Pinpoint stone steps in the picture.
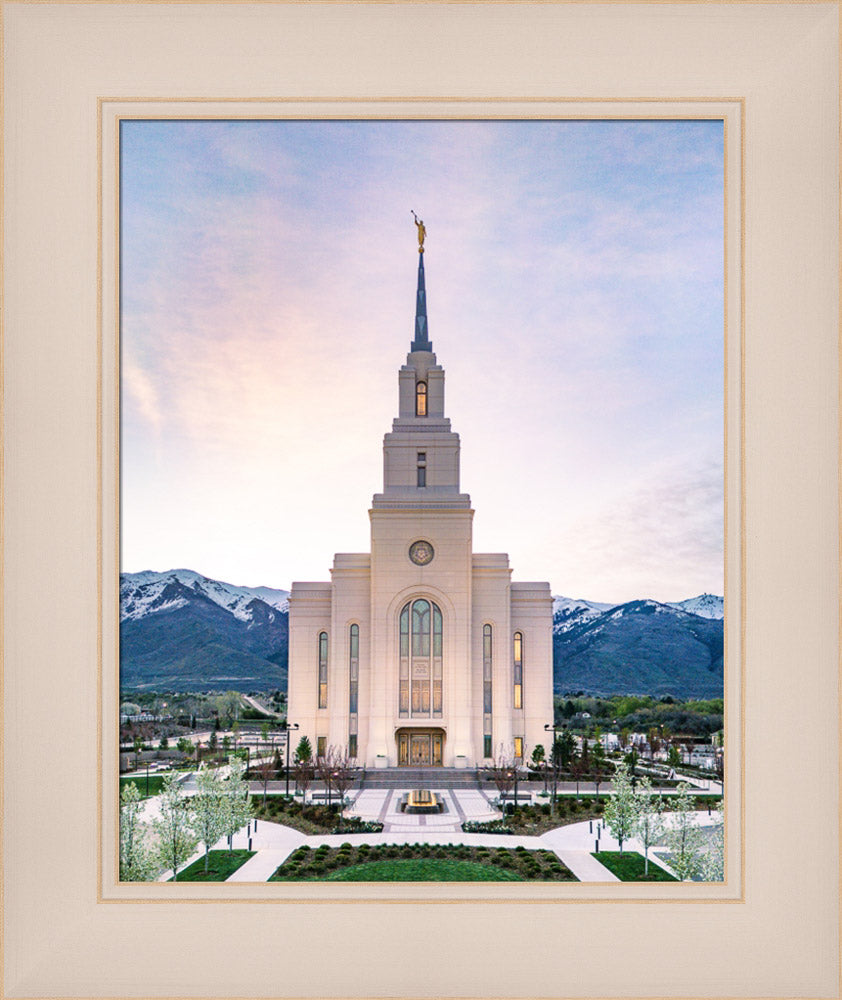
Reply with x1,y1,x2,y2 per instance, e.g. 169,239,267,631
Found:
360,767,483,790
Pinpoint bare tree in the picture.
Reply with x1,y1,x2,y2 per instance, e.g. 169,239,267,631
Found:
294,757,314,805
254,756,275,807
485,745,516,813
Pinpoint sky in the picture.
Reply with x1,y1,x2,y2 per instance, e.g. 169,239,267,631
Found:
120,119,724,605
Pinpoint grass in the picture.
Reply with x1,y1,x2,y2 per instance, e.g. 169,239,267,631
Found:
270,843,578,882
120,774,165,798
171,850,255,882
317,859,523,881
592,851,677,882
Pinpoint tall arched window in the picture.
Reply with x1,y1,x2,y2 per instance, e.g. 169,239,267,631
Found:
317,631,328,709
348,624,359,757
415,381,427,416
399,598,442,718
483,624,493,758
513,631,523,710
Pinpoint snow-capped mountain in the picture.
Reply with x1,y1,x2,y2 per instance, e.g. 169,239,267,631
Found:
552,592,724,634
121,569,289,623
666,593,724,620
553,597,724,699
119,569,725,697
552,596,616,633
120,569,289,693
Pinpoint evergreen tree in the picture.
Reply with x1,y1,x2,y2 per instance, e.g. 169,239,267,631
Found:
604,759,637,854
294,735,313,763
151,771,198,881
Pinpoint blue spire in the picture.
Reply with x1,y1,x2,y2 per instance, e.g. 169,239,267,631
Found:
410,251,433,353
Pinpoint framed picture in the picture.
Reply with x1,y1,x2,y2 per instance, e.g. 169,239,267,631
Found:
3,3,838,998
109,110,735,899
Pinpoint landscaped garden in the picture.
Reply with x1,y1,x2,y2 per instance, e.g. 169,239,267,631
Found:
170,849,255,882
593,851,676,882
251,795,383,835
270,842,578,881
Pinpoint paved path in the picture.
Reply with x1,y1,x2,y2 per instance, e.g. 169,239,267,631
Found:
144,769,720,882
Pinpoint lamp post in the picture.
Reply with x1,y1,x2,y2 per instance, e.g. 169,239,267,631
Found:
282,721,299,797
544,722,558,813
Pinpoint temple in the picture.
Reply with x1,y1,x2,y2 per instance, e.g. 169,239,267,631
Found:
287,227,553,768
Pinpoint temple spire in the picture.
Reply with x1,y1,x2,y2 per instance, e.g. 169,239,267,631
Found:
410,213,432,353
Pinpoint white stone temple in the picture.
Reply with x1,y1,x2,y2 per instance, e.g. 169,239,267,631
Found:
287,225,553,769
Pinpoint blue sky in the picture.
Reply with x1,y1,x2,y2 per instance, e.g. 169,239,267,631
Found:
120,118,724,604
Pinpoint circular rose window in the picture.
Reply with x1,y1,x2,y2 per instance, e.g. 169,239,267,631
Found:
409,540,435,566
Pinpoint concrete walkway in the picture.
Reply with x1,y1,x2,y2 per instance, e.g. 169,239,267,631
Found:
145,769,720,882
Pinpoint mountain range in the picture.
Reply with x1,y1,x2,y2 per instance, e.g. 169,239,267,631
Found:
120,569,723,698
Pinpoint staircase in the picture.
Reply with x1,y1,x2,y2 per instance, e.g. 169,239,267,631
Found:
359,767,483,790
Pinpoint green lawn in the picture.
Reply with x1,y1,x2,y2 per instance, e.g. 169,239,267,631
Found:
170,850,255,882
120,774,165,798
592,851,677,881
271,843,577,882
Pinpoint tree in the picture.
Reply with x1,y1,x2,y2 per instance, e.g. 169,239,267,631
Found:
119,782,155,881
216,691,241,728
324,745,356,829
232,719,240,749
121,701,141,718
604,759,637,855
634,776,666,876
667,745,681,770
558,729,575,768
208,730,218,754
294,756,314,804
294,735,313,764
665,783,705,880
701,810,724,882
624,747,639,781
151,771,198,881
159,735,169,750
260,722,270,747
176,736,193,757
254,756,275,807
191,764,226,873
486,745,516,811
221,756,251,853
569,750,587,802
590,739,609,801
531,744,545,768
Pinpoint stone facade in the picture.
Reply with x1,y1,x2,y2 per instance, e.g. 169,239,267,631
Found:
288,250,553,768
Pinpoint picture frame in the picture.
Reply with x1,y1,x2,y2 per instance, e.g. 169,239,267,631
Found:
3,2,838,998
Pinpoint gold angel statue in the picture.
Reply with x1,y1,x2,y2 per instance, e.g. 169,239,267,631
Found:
411,210,426,252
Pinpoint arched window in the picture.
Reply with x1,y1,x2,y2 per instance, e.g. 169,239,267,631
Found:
415,381,427,417
513,631,523,710
399,598,442,718
317,631,328,709
348,624,359,756
483,624,493,758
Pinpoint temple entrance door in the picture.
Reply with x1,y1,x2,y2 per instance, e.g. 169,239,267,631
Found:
410,734,431,766
396,729,444,766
